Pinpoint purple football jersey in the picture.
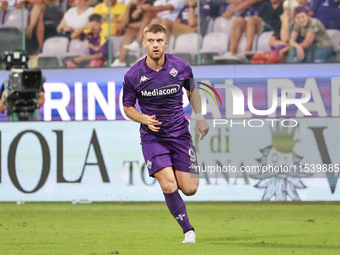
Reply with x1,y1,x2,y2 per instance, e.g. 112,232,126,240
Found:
123,54,193,142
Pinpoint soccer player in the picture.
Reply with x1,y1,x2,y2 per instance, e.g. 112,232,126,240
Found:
122,24,209,243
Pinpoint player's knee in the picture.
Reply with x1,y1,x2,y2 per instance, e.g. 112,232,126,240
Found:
181,185,198,196
162,181,178,193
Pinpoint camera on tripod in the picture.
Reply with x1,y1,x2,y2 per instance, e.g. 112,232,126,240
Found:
7,68,43,117
1,50,44,121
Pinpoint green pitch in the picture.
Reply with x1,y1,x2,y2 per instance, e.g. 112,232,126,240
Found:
0,202,339,255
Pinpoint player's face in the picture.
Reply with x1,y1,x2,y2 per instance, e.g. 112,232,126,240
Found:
295,12,309,27
143,32,168,60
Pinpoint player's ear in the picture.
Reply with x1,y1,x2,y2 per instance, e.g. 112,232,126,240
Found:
165,39,168,48
142,39,147,48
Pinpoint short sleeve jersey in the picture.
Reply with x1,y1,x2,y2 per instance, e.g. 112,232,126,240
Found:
293,17,333,48
93,2,127,35
123,54,193,142
311,0,340,29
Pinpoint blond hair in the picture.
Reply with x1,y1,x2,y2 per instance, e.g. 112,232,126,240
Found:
143,24,167,38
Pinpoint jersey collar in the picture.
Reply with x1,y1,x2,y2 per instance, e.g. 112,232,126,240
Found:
142,54,170,73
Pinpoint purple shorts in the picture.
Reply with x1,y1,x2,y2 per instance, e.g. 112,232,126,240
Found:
141,136,198,177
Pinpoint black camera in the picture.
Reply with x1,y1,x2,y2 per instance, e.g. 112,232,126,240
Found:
4,69,43,120
9,68,42,93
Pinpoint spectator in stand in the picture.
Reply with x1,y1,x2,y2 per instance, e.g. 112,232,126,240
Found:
122,0,185,53
25,0,48,53
216,0,283,62
92,0,127,36
161,0,213,39
111,0,155,67
66,14,108,67
56,0,94,37
290,6,333,62
268,0,299,61
309,0,340,29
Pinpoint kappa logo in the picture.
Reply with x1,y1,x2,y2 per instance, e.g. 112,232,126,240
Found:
140,76,149,83
189,163,197,170
169,68,178,77
175,214,186,221
147,160,152,169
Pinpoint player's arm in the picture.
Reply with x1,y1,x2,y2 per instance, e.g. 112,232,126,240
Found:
186,85,209,140
123,106,162,132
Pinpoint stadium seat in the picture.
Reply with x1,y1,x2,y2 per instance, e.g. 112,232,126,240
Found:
171,33,202,63
40,36,69,57
0,27,21,54
201,32,229,54
110,35,122,58
200,32,229,64
1,8,29,30
212,16,234,35
326,29,340,52
67,39,89,56
38,36,69,67
256,31,273,52
37,56,60,68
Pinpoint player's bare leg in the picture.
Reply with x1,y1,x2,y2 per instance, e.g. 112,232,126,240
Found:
175,171,199,196
154,166,178,193
154,167,196,243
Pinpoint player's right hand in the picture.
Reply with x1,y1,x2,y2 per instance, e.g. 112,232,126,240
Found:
146,115,162,132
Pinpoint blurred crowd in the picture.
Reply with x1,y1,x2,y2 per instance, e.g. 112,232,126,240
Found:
0,0,339,68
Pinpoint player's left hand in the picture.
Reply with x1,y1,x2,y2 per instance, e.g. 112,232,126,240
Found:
146,115,162,132
196,120,209,140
